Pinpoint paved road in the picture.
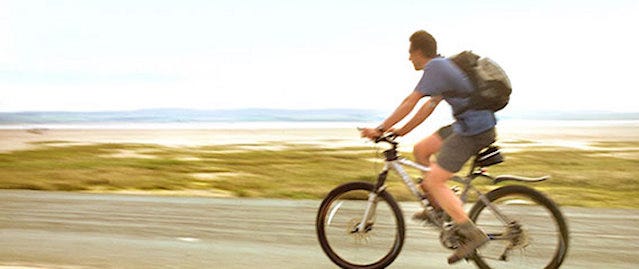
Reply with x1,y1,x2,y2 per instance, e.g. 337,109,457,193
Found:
1,190,638,269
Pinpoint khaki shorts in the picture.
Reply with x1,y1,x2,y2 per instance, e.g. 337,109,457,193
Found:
435,125,496,173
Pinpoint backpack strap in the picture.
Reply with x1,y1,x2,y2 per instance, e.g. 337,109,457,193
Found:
445,51,482,117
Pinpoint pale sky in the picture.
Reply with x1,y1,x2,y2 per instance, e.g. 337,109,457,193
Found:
1,0,637,113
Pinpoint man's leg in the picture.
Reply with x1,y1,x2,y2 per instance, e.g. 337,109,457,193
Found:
422,163,467,223
425,163,488,264
412,132,445,212
426,129,496,264
413,133,443,167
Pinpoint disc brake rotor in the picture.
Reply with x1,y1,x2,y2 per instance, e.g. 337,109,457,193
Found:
347,218,374,242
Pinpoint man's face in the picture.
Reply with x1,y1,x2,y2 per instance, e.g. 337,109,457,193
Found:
409,47,427,71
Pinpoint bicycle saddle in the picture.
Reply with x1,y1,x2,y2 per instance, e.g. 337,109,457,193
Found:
474,145,504,167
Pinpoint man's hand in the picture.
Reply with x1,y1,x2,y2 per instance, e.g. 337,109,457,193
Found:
360,127,383,140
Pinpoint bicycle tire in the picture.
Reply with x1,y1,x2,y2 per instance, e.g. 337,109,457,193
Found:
316,181,405,269
468,185,569,269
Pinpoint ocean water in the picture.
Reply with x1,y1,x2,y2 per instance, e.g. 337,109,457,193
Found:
1,109,638,130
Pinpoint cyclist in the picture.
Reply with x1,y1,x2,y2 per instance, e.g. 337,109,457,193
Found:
360,29,496,264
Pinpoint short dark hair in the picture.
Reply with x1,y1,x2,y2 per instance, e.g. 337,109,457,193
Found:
409,30,437,58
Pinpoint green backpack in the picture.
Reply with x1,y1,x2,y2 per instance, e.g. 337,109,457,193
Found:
447,51,512,116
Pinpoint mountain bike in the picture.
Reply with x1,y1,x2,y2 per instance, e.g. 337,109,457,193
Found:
316,134,569,269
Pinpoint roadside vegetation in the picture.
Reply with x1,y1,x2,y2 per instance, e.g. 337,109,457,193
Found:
1,141,637,208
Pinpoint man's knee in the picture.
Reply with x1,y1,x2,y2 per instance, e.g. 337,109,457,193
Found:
413,143,426,158
414,136,440,163
423,163,453,189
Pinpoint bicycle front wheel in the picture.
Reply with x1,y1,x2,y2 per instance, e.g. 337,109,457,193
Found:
316,182,405,269
468,185,569,269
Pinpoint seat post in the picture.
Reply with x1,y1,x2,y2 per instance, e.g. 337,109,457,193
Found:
467,155,479,176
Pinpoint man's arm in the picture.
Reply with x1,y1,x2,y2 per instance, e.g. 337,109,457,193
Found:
393,95,442,136
361,91,423,139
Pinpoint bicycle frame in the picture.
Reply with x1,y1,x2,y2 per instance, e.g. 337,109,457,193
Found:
358,141,523,233
355,134,553,234
319,134,566,269
355,160,423,232
356,139,435,232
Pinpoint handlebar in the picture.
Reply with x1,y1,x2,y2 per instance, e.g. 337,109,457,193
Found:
357,128,401,161
357,127,399,148
374,133,399,145
357,127,399,147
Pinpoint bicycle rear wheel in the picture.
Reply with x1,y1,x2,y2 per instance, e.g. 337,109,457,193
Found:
468,185,569,269
316,182,405,269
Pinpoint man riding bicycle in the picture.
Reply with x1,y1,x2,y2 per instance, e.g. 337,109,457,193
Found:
360,29,496,264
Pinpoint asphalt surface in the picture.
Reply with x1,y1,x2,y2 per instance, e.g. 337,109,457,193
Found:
1,190,638,269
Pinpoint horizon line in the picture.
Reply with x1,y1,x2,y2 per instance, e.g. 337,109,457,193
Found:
1,107,638,114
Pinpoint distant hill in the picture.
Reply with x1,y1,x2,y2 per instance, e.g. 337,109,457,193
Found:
0,108,637,124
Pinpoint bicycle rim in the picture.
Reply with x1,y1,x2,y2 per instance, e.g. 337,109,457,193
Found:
469,185,568,269
316,182,404,269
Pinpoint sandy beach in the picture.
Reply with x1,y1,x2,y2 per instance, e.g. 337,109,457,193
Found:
0,128,364,153
1,121,639,153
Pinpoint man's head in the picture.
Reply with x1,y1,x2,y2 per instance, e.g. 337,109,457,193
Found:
409,30,437,70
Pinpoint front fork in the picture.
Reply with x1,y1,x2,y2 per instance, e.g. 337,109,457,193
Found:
356,167,389,233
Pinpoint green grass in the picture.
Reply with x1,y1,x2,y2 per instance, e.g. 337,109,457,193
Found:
1,140,638,208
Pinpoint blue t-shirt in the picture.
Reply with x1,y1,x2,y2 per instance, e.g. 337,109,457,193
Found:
414,57,496,136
